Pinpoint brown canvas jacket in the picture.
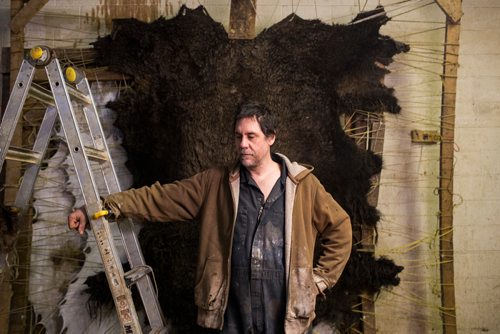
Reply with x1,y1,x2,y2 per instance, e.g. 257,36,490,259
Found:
104,153,352,333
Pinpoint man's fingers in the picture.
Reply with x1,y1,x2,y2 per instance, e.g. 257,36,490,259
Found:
68,220,77,229
78,219,86,235
67,212,77,229
68,210,87,235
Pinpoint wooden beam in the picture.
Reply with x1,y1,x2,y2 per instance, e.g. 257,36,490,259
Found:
228,0,257,39
10,0,50,34
33,67,131,82
83,68,131,82
435,0,463,24
439,10,461,334
1,47,130,82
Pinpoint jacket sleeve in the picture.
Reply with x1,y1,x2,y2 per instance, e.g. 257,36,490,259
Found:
312,180,352,293
103,170,213,222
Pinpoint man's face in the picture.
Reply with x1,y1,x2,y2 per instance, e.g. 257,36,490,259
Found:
235,116,275,170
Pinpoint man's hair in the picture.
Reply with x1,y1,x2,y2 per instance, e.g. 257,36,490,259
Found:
234,101,277,137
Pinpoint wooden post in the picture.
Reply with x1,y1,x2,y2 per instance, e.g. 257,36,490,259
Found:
228,0,257,39
362,114,385,334
344,111,385,334
11,0,50,34
436,1,462,333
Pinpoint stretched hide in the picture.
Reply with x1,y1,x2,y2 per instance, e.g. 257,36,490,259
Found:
92,5,407,331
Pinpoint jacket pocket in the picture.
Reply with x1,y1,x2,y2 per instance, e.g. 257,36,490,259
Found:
194,257,225,311
289,267,318,319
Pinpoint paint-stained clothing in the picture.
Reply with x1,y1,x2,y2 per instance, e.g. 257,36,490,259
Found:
103,153,352,333
223,156,287,333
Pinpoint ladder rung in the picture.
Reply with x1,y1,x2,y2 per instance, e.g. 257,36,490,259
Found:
29,85,92,105
124,266,152,287
84,146,109,162
29,85,55,106
5,147,43,164
67,86,93,105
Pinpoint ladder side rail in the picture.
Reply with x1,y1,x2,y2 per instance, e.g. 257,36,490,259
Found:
119,218,167,331
77,77,167,332
45,58,143,334
14,106,58,212
0,60,35,171
76,78,121,194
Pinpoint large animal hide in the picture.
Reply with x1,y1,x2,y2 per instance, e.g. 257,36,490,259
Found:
90,5,408,331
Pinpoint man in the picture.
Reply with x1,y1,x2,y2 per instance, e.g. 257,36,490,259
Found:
68,102,352,333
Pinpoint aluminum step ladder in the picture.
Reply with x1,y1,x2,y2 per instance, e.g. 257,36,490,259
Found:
0,46,167,334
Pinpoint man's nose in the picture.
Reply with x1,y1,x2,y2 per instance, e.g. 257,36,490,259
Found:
239,136,248,148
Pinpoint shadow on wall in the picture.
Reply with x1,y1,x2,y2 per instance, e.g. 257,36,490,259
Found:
83,5,409,332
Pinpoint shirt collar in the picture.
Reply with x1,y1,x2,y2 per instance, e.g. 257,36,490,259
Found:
240,153,287,187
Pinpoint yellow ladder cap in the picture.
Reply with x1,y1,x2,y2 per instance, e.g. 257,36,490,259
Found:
65,66,77,83
92,209,109,220
30,46,44,60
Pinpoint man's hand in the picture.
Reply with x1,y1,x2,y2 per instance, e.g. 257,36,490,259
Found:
67,207,88,235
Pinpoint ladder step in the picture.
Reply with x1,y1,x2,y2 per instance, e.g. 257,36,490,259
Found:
6,138,109,166
5,147,43,164
29,85,55,106
124,266,153,287
29,84,92,106
84,146,109,162
67,86,93,105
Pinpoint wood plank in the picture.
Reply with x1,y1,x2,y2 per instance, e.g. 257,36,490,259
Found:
363,114,385,334
344,111,385,334
19,47,130,82
229,0,257,39
10,0,49,34
1,47,130,82
33,67,131,82
439,14,461,334
435,0,463,23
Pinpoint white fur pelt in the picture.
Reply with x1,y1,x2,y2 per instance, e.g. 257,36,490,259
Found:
29,137,84,333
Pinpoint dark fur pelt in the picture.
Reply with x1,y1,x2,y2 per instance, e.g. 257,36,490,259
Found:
88,5,408,331
83,270,114,320
337,250,404,295
314,250,404,329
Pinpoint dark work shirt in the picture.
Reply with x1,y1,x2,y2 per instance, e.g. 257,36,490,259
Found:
223,154,287,334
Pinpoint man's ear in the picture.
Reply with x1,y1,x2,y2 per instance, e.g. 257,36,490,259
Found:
266,133,276,146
